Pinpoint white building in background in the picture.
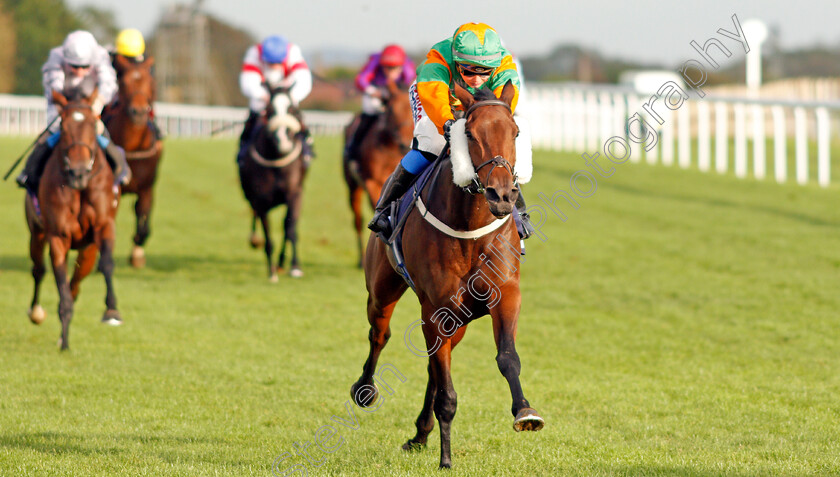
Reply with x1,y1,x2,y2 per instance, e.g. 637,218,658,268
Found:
618,70,687,96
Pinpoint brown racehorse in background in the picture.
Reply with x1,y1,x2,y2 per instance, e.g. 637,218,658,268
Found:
350,82,544,468
343,79,413,267
238,84,308,280
25,89,122,350
105,55,163,268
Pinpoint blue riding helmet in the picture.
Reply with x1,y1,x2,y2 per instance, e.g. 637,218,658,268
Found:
261,36,289,64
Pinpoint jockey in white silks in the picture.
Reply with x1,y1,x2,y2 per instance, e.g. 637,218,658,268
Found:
16,30,130,192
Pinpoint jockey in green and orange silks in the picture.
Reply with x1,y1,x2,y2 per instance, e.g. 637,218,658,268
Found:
368,22,534,240
414,23,520,140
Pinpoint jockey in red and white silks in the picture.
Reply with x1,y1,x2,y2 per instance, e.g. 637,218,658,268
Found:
239,37,312,113
237,35,316,163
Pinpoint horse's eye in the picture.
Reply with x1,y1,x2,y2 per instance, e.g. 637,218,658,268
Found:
465,130,473,140
515,127,520,138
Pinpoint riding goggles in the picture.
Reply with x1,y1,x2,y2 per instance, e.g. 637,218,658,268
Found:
457,63,494,77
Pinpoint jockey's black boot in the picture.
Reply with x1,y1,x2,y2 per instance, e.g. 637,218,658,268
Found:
102,139,132,186
16,137,53,194
238,111,259,163
368,163,416,238
515,191,536,240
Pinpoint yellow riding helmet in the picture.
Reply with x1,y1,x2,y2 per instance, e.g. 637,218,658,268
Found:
116,28,145,57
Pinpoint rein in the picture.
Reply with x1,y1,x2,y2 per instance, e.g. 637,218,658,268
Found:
125,141,162,160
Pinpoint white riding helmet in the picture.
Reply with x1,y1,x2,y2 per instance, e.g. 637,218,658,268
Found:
62,30,98,66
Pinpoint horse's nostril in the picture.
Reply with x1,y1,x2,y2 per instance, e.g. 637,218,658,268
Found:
485,187,501,203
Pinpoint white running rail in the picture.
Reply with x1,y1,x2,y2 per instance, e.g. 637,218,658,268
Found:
525,83,839,187
0,94,353,138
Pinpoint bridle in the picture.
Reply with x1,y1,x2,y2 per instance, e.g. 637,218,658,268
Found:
461,99,518,195
123,91,153,123
265,88,296,151
60,102,99,179
116,65,154,123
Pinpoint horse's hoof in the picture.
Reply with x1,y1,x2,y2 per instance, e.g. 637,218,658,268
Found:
401,440,426,452
350,381,379,408
57,337,69,351
439,462,452,469
269,273,279,283
513,408,544,432
289,268,303,278
28,305,46,325
130,246,146,268
101,310,123,326
249,233,263,249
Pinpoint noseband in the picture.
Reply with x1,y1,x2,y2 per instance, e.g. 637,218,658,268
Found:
462,99,517,195
125,91,153,121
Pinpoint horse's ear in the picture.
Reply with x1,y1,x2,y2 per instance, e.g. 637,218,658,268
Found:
114,54,131,74
51,90,68,111
500,80,516,108
453,82,474,111
143,56,155,70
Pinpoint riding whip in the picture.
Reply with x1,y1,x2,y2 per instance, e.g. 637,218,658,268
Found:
3,115,60,181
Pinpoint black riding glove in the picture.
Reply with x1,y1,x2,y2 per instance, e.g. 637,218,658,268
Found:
443,119,455,142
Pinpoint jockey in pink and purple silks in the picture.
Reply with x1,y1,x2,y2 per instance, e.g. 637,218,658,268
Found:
345,44,416,165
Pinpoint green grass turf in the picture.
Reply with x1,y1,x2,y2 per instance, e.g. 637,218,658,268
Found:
0,135,839,476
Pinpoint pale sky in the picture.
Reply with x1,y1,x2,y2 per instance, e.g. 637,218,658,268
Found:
66,0,840,66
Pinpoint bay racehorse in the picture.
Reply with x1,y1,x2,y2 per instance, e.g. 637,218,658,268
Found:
350,82,544,468
25,89,122,350
343,79,413,267
238,85,307,280
105,54,163,268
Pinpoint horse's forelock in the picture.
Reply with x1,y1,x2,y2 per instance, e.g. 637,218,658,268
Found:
472,88,497,102
63,87,88,103
120,64,153,95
